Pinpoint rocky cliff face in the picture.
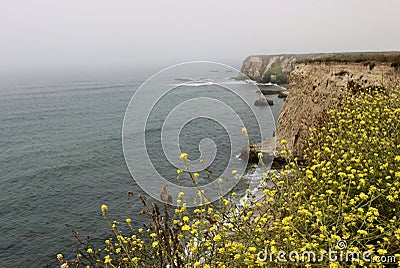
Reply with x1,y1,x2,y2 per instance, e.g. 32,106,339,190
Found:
241,52,400,160
240,53,328,83
240,55,296,83
276,60,400,159
241,52,400,84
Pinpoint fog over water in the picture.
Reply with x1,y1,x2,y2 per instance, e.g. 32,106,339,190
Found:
1,0,399,74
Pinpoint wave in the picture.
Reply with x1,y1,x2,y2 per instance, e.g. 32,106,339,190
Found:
170,81,214,87
243,80,280,87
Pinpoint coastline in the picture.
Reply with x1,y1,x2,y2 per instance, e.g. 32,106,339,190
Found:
242,52,400,162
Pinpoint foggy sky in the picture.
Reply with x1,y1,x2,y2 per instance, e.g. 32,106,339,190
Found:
1,0,399,73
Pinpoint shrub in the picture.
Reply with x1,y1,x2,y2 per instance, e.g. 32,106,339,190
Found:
58,84,400,267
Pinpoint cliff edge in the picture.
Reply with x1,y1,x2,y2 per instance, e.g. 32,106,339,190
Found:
242,52,400,160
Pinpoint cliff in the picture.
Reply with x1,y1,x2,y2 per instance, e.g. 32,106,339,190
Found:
240,52,400,84
240,53,326,84
241,52,400,160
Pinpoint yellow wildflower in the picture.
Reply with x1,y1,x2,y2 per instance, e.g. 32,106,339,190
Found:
213,234,222,242
181,225,190,231
180,153,188,160
104,255,111,264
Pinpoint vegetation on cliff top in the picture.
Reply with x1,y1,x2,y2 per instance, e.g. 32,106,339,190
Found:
247,52,400,65
297,51,400,65
58,83,399,267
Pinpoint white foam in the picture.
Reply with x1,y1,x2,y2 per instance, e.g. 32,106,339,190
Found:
170,81,214,87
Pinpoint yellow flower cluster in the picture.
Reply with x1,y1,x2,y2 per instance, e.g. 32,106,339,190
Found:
59,84,399,267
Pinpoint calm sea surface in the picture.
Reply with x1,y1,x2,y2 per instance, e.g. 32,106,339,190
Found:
0,69,284,267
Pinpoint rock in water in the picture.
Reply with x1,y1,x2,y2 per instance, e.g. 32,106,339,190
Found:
240,145,259,164
240,137,276,164
278,90,289,98
254,97,274,106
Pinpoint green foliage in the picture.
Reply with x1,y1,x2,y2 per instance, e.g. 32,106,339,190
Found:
298,52,400,65
262,61,288,84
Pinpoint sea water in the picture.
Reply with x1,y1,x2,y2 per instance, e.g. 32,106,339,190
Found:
0,68,284,267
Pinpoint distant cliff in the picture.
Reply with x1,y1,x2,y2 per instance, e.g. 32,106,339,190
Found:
240,55,294,83
241,52,400,160
240,53,323,84
240,52,400,84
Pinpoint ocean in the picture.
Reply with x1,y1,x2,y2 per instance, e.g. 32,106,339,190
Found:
0,66,284,267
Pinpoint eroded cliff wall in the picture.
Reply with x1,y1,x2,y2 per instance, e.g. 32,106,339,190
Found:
240,53,326,83
240,55,296,83
275,61,400,159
